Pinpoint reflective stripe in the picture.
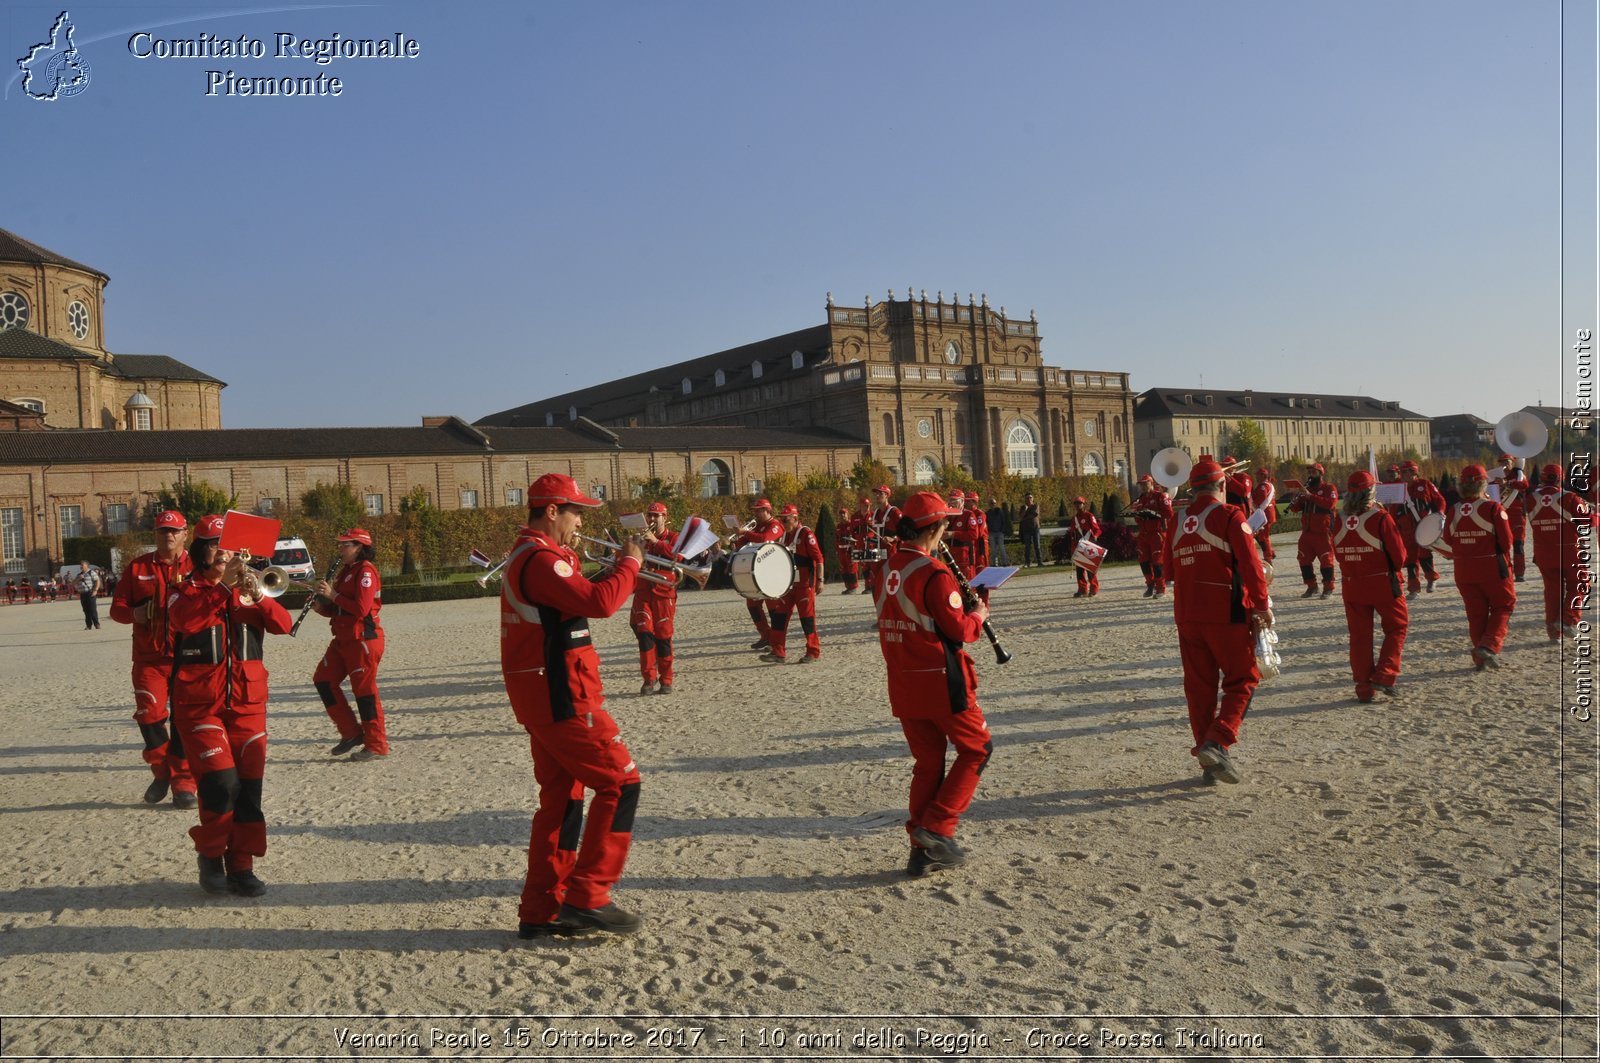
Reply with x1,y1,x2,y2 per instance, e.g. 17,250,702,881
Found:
1175,501,1230,553
878,554,937,632
1334,508,1386,551
241,732,266,751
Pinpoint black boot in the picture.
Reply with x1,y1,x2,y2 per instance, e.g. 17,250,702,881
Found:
198,855,230,895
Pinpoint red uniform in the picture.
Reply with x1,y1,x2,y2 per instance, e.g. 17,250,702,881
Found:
1395,475,1446,595
1130,487,1173,595
1291,481,1340,595
834,509,860,593
1250,476,1277,563
966,507,990,571
1440,496,1516,667
862,503,901,603
167,576,292,879
1333,506,1409,700
311,559,388,755
630,532,679,691
1071,510,1102,596
1527,482,1593,637
877,543,992,843
1163,498,1270,757
1497,466,1531,581
769,523,825,661
731,515,785,646
109,550,197,800
500,528,642,926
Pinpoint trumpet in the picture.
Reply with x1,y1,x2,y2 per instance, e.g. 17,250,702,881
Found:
576,534,708,587
255,566,316,598
475,555,512,587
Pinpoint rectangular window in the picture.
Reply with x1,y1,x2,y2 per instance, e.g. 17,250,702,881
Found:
505,487,523,507
60,505,82,540
257,497,278,515
133,408,151,430
105,503,130,534
2,507,25,573
365,493,384,516
592,484,607,501
460,489,479,509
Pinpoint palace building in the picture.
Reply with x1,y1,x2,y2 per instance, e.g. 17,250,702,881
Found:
478,290,1139,488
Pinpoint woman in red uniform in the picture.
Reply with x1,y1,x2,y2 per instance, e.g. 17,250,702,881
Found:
1439,465,1516,670
167,515,293,895
765,503,825,663
877,491,992,877
1070,496,1102,598
1332,472,1409,702
630,502,679,694
1526,463,1592,641
311,528,388,760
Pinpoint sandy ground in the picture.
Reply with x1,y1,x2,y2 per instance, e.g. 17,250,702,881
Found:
0,541,1595,1061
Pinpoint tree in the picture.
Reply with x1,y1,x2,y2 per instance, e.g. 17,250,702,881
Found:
301,482,365,528
846,457,895,493
1101,492,1125,527
936,462,979,495
629,476,679,500
802,470,845,491
398,486,433,513
1223,417,1270,466
154,481,237,527
760,470,802,504
814,505,838,580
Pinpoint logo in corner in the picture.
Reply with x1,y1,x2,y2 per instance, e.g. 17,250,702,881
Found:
18,11,92,101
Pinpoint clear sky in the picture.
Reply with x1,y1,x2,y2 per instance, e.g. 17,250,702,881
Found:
5,0,1595,430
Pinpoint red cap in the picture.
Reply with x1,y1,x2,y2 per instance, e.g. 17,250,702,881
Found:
1138,473,1154,484
195,514,226,540
1460,464,1487,482
1388,464,1401,472
1073,495,1087,504
1400,460,1419,472
154,510,187,531
1540,463,1562,483
646,502,669,515
1258,467,1274,480
949,489,965,501
527,473,602,508
1223,454,1238,464
1347,471,1375,491
900,491,958,528
1309,463,1325,475
337,527,374,546
752,498,772,511
1501,454,1516,463
858,497,871,506
1189,459,1225,488
779,503,800,517
874,485,891,494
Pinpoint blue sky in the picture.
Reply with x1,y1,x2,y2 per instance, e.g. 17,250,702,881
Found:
5,0,1594,429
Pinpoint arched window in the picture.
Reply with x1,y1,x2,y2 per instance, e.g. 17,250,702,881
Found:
544,412,554,427
1005,420,1041,475
567,406,577,421
882,412,897,445
714,369,726,387
913,456,938,485
751,361,763,379
1113,457,1129,488
698,459,731,497
1082,452,1104,475
791,350,804,369
681,377,692,395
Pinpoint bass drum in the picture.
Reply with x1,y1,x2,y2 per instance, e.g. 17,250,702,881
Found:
729,542,797,601
1414,511,1445,547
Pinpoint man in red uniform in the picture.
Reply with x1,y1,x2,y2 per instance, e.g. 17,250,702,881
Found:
1162,458,1273,785
764,503,825,663
834,505,860,594
167,515,294,895
1333,472,1409,702
964,494,990,572
311,528,388,760
630,502,679,694
1251,468,1278,565
1290,463,1339,599
1397,460,1445,599
108,509,198,808
946,490,973,573
1070,496,1102,598
1527,463,1592,640
1130,475,1173,597
729,499,785,651
863,485,901,604
501,473,645,938
1495,454,1532,582
1439,464,1517,670
876,491,992,876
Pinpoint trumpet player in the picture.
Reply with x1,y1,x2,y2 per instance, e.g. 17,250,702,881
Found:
631,502,680,694
1288,463,1339,599
1333,472,1409,702
729,499,785,651
166,515,293,895
310,529,389,760
763,503,825,664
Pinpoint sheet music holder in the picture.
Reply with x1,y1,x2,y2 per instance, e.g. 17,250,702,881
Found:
966,566,1018,591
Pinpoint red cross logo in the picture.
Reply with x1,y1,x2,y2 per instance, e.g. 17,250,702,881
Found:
1183,515,1200,534
1460,503,1473,516
884,570,902,596
1346,516,1359,529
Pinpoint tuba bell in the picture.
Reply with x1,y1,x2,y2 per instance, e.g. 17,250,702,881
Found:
1149,447,1193,490
1493,410,1549,460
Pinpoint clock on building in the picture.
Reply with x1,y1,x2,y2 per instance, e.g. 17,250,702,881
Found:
916,418,932,439
942,340,960,364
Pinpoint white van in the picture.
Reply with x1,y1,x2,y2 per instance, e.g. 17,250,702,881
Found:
251,538,316,583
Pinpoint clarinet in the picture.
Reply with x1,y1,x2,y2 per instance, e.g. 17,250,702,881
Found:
937,543,1012,665
290,554,340,638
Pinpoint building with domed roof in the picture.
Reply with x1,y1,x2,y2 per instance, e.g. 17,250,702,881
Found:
0,228,224,430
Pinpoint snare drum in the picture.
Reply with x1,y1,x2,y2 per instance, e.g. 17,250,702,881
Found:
1070,539,1108,573
729,543,797,601
1414,511,1445,547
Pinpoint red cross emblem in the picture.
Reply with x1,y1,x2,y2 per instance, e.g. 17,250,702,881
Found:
884,570,902,596
1460,503,1474,516
1346,516,1359,529
1183,515,1200,534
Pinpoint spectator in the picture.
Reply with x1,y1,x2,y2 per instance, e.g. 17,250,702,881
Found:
985,497,1011,565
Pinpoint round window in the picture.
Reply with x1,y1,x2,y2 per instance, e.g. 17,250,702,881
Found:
942,340,960,364
916,418,933,439
68,300,90,340
1083,420,1096,437
0,292,30,331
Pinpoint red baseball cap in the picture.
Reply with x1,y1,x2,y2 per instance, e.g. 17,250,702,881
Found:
858,497,871,506
1347,471,1375,491
1541,463,1562,483
194,514,226,540
646,502,669,515
337,527,374,546
779,503,800,517
1501,454,1516,462
1461,464,1487,482
154,510,187,531
752,498,772,511
1138,473,1154,484
527,473,602,508
1073,495,1087,505
1308,463,1325,475
1189,459,1225,488
900,491,958,528
949,489,965,501
874,485,891,495
1400,460,1419,472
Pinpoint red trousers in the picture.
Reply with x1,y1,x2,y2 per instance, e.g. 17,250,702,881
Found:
1075,565,1100,594
1176,620,1259,752
1454,575,1515,657
1297,533,1335,589
131,662,196,796
175,699,267,872
836,549,859,591
314,635,388,754
769,583,820,660
1534,550,1589,632
1342,594,1408,697
519,710,641,925
1137,535,1166,591
898,708,991,839
1254,529,1276,563
630,598,675,684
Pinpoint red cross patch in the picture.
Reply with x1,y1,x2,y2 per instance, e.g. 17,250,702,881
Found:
1460,503,1474,516
884,570,902,596
1182,515,1200,534
1346,516,1359,530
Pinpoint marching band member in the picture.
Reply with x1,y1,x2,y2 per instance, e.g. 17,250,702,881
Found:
1289,463,1339,598
729,499,785,650
1496,454,1531,582
965,494,990,571
946,490,974,573
1163,458,1272,785
1398,460,1445,598
1130,474,1173,597
863,486,902,603
109,510,198,808
310,528,389,760
1251,468,1278,565
1527,463,1592,640
167,515,293,896
1439,464,1516,671
764,503,825,664
630,502,679,694
877,491,992,876
834,506,860,594
1333,472,1409,702
501,474,645,938
1070,496,1101,598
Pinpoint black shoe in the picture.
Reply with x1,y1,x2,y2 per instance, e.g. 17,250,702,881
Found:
558,902,642,935
1474,646,1501,670
227,870,266,897
906,846,963,877
1143,586,1155,598
172,790,198,810
750,638,768,650
1072,591,1086,599
1425,580,1437,593
1301,586,1318,598
198,855,230,895
657,682,672,695
758,651,786,664
143,777,171,804
1515,574,1525,583
640,680,658,696
1200,768,1218,787
330,735,363,756
1320,587,1334,599
1373,683,1399,698
908,826,968,866
517,915,585,939
1195,742,1240,784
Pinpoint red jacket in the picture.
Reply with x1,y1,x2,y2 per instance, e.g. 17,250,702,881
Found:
1497,468,1530,531
1071,511,1101,542
1292,483,1339,538
166,576,292,709
1333,506,1406,603
1163,498,1269,625
1527,485,1591,556
1130,489,1173,541
1441,497,1513,582
876,545,984,718
634,530,678,604
500,529,639,728
109,550,194,663
732,517,784,549
312,559,382,641
1250,481,1277,529
783,525,825,590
